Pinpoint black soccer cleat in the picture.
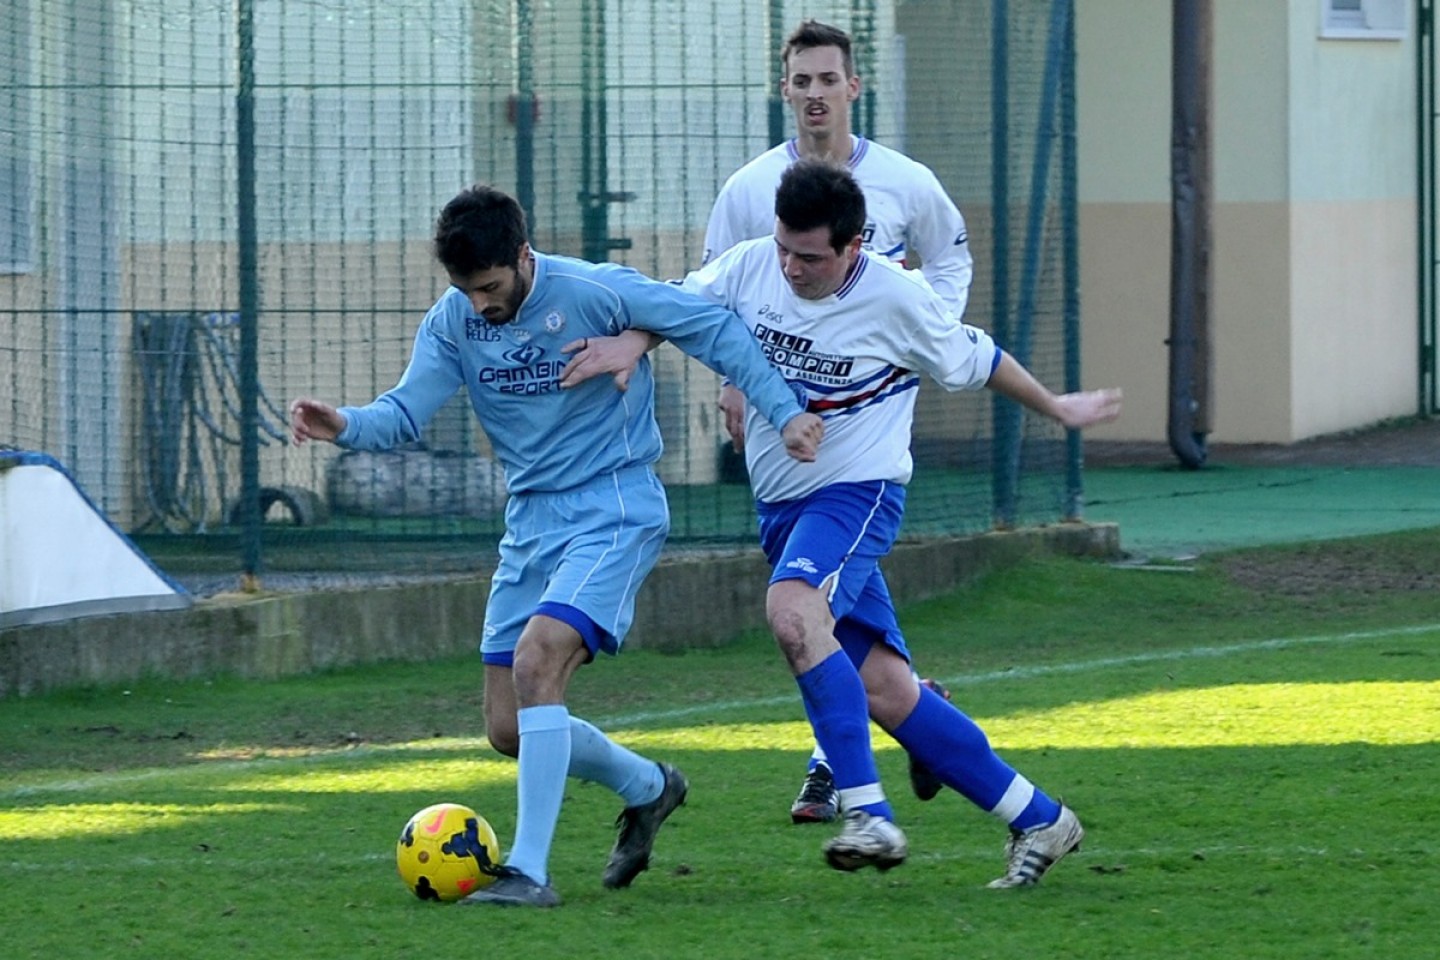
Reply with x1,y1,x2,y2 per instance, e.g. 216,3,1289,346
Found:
459,865,562,908
789,763,840,824
603,762,689,889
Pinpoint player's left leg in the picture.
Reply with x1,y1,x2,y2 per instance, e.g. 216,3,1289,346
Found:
848,569,949,804
866,646,1084,887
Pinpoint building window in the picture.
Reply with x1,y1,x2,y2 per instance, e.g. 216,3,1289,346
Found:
1,0,34,273
1320,0,1409,40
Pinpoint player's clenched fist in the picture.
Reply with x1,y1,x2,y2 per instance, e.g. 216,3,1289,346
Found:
781,412,824,462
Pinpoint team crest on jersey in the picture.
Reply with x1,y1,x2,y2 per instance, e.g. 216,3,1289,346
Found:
543,310,565,333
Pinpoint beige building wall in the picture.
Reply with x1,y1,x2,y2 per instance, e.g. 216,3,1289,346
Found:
1285,5,1417,438
1077,0,1418,444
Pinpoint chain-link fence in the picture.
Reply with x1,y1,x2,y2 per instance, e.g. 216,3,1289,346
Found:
1,0,1081,583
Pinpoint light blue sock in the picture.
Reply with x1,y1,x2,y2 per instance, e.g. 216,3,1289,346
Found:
567,716,663,807
796,650,892,820
505,704,572,886
891,685,1061,830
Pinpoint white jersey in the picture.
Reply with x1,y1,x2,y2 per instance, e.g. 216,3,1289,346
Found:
703,136,973,316
682,237,1001,502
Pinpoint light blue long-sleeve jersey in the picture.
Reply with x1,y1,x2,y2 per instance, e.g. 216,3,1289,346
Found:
335,252,805,494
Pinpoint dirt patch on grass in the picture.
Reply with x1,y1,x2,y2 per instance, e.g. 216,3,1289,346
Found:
1215,541,1440,597
1087,416,1440,468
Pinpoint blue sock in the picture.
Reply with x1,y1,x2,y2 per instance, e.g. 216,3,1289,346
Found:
566,716,663,807
891,685,1061,831
795,650,892,820
505,704,572,886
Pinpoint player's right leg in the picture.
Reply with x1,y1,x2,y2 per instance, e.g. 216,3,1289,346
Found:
462,617,586,908
464,466,681,906
759,482,909,870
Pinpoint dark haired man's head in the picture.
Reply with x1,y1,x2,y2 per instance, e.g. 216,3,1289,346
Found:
780,21,860,152
435,185,534,325
782,20,853,76
775,158,866,252
434,184,529,276
772,159,867,301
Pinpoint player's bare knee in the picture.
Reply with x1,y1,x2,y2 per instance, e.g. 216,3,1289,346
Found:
510,645,554,704
766,606,809,669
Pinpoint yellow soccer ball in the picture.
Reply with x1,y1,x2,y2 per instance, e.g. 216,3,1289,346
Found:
396,802,502,902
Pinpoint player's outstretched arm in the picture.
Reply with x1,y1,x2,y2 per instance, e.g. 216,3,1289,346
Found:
781,412,824,462
288,397,346,446
986,353,1123,430
560,330,661,392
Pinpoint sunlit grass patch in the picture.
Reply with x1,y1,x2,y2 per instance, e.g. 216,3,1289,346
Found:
984,681,1440,749
0,802,297,839
611,681,1440,755
217,755,514,794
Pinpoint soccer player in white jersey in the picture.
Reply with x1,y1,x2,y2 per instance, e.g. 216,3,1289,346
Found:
703,20,971,310
711,19,974,822
570,159,1119,884
288,184,823,908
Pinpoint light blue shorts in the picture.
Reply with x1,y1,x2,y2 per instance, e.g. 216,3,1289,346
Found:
480,464,670,664
755,480,910,666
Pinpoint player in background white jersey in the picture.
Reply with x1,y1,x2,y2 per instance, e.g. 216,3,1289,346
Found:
703,20,971,309
289,184,823,908
570,160,1120,885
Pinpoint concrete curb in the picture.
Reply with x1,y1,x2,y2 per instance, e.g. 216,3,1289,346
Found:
0,523,1118,698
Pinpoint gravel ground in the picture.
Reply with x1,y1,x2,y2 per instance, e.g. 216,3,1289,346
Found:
1088,416,1440,596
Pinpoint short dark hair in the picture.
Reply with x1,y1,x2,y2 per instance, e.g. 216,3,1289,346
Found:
775,158,866,253
433,184,528,276
782,20,854,77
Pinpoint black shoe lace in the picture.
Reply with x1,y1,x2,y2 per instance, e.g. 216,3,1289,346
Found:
797,768,835,805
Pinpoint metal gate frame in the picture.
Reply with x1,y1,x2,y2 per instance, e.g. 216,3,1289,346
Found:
1420,0,1439,414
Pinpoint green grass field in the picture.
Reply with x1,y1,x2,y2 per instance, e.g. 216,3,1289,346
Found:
3,530,1439,959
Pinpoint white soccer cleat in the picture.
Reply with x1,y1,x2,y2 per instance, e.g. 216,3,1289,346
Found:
822,809,908,872
987,804,1085,888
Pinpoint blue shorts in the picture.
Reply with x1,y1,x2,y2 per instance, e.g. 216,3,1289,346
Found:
480,464,670,665
755,480,910,665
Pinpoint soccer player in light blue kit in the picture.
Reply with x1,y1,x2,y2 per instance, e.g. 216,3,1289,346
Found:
289,184,823,908
570,161,1121,887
